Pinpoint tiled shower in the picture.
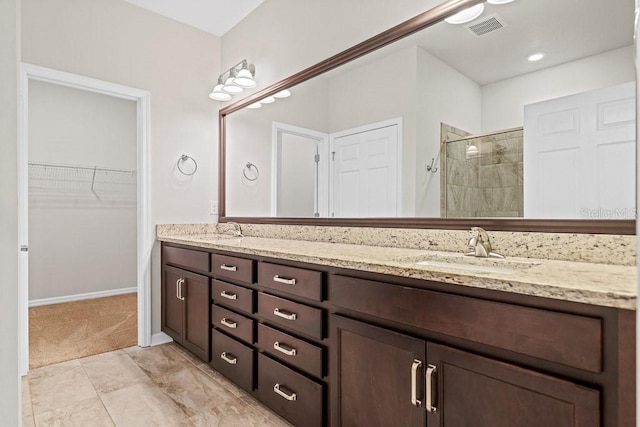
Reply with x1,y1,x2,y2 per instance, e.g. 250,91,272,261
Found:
441,123,523,217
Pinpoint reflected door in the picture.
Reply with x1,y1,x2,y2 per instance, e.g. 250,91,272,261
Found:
330,121,400,217
524,82,635,218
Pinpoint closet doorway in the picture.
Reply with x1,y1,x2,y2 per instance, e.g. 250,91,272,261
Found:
18,65,151,375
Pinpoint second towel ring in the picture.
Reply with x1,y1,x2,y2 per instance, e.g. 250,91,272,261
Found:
243,162,259,181
177,154,198,176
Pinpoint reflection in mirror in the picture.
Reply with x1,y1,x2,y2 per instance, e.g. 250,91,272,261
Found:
224,0,635,221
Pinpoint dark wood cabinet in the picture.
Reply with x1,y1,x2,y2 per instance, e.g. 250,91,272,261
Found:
161,242,634,427
426,342,600,427
162,264,210,362
332,315,426,427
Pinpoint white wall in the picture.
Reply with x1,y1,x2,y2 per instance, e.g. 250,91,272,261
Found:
482,46,635,131
28,80,137,300
0,0,20,422
415,47,482,217
21,0,221,334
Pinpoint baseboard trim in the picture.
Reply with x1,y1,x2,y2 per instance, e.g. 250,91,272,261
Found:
151,332,173,346
29,287,137,307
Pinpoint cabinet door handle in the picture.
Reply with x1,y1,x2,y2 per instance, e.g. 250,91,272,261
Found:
411,359,422,407
176,278,185,301
426,364,437,413
220,352,237,365
220,264,237,272
273,384,297,401
220,290,237,300
273,275,296,285
220,318,238,329
273,341,297,356
273,308,297,321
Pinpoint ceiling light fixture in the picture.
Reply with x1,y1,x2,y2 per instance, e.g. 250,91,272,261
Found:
445,3,484,24
528,52,545,62
209,59,256,102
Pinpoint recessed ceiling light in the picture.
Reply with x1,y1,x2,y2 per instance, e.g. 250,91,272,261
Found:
445,4,485,24
528,52,545,62
487,0,515,4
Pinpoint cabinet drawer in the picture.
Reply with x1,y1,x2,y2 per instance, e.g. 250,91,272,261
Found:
211,305,254,344
257,353,323,427
210,329,254,392
331,275,603,373
212,254,254,284
258,292,323,340
257,323,323,378
163,246,209,272
258,262,323,301
212,280,254,314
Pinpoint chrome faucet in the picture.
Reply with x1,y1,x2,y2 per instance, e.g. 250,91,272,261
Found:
225,221,244,238
466,227,504,258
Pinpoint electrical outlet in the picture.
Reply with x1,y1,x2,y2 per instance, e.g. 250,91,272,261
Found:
210,200,218,215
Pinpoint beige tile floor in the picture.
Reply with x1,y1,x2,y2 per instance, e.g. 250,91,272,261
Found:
23,343,293,427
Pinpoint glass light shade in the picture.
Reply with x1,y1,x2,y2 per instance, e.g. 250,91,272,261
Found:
444,4,484,24
487,0,515,4
247,102,262,109
234,68,256,88
261,96,275,104
466,144,480,159
222,75,244,94
209,84,232,101
273,90,291,98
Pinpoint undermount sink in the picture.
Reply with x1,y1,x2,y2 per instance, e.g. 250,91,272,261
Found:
400,252,539,275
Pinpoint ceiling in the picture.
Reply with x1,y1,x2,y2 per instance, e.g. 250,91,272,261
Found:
124,0,264,36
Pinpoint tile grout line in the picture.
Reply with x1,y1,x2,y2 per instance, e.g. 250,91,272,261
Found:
77,356,118,427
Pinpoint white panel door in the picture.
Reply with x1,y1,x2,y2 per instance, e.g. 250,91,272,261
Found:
331,120,400,217
524,82,635,218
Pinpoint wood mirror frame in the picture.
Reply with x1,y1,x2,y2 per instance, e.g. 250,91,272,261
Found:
218,0,636,235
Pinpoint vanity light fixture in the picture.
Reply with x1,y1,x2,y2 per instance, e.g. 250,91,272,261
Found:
444,3,484,24
247,102,262,109
487,0,516,4
261,96,276,104
209,59,256,101
209,77,232,101
466,143,480,159
273,89,291,98
528,52,545,62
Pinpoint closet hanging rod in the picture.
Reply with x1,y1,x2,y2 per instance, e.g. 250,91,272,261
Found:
28,162,136,174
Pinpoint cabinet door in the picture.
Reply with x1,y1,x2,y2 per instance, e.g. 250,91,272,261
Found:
162,265,184,343
333,315,426,427
426,343,600,427
182,270,211,362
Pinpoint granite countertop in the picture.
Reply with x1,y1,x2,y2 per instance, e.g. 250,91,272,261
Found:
158,233,637,310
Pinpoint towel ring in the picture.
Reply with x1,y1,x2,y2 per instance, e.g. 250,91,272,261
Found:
177,154,197,176
243,162,259,181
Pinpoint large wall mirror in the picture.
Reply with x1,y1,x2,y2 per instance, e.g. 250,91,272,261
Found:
219,0,636,234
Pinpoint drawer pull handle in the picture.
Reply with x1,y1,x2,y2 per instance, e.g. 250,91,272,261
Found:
273,341,297,356
220,352,237,365
273,275,296,285
273,384,297,401
411,359,422,407
220,264,237,272
273,308,297,321
426,364,437,413
220,318,238,329
220,290,238,300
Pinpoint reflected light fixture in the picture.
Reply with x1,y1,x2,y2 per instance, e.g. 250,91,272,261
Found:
209,59,256,102
261,96,276,104
273,89,291,98
466,143,480,159
445,3,484,24
528,52,545,62
487,0,515,4
247,102,262,109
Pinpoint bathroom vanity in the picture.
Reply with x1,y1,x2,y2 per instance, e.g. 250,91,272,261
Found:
158,231,635,427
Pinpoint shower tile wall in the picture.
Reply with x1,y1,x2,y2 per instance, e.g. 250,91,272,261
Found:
443,126,523,217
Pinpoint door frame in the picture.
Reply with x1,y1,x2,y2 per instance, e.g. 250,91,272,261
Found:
329,117,403,217
271,122,329,217
18,63,152,375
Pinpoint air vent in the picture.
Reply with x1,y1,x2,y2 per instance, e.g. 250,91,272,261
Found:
465,13,507,37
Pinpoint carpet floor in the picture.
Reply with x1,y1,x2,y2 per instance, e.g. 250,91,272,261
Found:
29,293,137,369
